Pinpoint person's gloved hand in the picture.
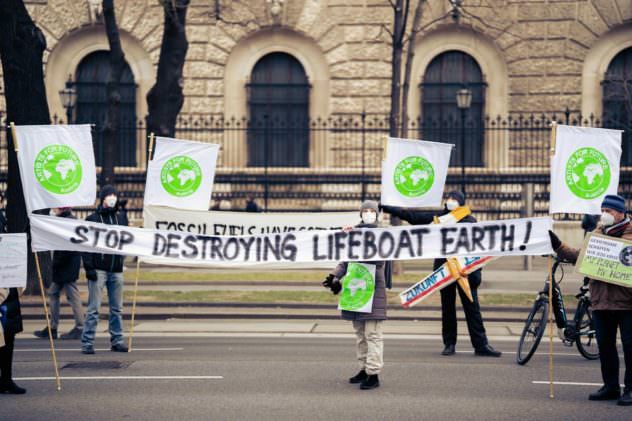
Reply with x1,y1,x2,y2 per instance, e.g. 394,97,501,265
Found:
548,230,562,251
85,270,97,282
322,274,342,295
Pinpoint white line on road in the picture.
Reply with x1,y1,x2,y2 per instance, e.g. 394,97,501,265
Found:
14,375,223,381
533,381,624,387
15,348,184,352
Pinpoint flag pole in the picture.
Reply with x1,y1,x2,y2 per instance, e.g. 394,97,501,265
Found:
547,255,554,399
11,122,62,391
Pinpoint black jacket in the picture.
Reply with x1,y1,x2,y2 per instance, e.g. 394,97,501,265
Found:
82,206,128,277
53,210,81,285
384,206,482,287
1,288,23,336
0,209,6,233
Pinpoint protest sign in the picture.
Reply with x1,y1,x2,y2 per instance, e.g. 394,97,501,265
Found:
577,233,632,288
381,137,452,208
29,213,553,267
550,125,622,214
338,263,376,313
0,234,28,288
14,125,96,212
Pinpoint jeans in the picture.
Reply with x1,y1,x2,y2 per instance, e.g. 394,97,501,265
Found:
441,281,488,349
48,282,84,330
81,270,125,348
593,310,632,390
352,320,384,375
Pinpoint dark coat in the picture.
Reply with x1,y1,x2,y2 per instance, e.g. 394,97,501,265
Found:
53,210,81,285
1,288,23,336
82,205,128,276
0,209,6,233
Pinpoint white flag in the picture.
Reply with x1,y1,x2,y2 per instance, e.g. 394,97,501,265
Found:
550,125,622,214
15,125,96,212
381,137,453,207
144,137,219,211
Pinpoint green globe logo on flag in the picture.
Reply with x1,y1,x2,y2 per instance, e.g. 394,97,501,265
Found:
393,156,435,198
565,147,611,200
160,155,202,197
33,145,83,194
339,263,375,312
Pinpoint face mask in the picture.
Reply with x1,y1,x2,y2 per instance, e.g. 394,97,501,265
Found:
50,209,57,216
600,212,615,227
361,211,377,224
446,200,459,211
104,196,117,208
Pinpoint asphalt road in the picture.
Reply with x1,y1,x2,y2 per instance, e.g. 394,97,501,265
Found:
2,336,629,420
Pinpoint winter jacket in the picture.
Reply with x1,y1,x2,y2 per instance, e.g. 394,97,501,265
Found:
53,210,81,285
0,288,23,338
82,205,128,277
0,209,6,233
556,218,632,311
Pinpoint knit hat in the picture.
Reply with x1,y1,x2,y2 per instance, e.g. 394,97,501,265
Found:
360,200,379,215
601,194,626,213
99,184,118,202
446,191,466,206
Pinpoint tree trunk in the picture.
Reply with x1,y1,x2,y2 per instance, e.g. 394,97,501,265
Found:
0,0,53,294
400,0,424,138
389,0,409,138
146,0,190,140
101,0,126,186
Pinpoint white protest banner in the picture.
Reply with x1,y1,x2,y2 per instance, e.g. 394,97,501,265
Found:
14,125,96,212
338,263,376,313
550,124,622,214
29,214,553,266
144,137,219,211
577,233,632,288
0,234,28,288
381,137,453,208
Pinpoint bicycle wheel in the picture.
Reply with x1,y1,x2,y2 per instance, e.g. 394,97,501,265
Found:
517,298,549,365
575,302,599,360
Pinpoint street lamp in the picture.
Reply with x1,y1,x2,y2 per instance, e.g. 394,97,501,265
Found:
59,75,77,124
456,87,472,195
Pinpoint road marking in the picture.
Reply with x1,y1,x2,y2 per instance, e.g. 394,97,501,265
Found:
15,348,184,352
14,375,223,381
533,381,624,387
455,350,593,357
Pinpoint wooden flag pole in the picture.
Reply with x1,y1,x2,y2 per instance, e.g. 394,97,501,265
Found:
11,122,61,390
550,121,558,155
548,255,555,399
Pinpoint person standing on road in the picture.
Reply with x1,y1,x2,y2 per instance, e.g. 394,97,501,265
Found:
0,287,26,394
322,200,391,390
34,207,84,340
81,185,129,354
382,191,501,358
549,194,632,406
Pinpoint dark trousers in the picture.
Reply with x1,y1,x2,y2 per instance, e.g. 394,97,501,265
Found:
593,310,632,390
0,333,15,382
441,281,488,349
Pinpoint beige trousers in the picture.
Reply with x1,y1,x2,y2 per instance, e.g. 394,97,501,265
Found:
352,320,384,375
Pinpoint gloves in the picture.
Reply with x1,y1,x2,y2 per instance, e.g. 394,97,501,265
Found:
322,274,342,295
548,230,562,251
85,270,97,282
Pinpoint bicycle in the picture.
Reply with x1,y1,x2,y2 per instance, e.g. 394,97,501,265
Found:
516,255,599,365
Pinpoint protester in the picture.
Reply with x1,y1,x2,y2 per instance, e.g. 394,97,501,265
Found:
382,191,501,357
81,185,129,354
0,192,6,233
322,200,391,390
0,287,25,394
245,194,262,213
549,194,632,406
33,207,84,340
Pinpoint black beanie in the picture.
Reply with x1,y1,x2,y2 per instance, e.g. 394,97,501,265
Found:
99,184,118,202
447,191,465,206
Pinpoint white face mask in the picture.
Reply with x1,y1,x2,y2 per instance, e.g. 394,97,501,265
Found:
600,212,615,227
104,196,117,208
50,208,57,216
446,200,459,211
361,211,377,224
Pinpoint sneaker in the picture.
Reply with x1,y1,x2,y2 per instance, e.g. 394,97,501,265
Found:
82,345,95,355
349,370,368,384
360,374,380,390
0,380,27,394
111,343,129,353
441,344,455,356
33,327,57,339
474,345,502,357
60,327,83,340
588,385,620,401
618,389,632,406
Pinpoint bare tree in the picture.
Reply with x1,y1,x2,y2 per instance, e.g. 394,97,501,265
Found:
388,0,411,138
400,0,425,137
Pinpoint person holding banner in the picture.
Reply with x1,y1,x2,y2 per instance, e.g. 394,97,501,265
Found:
0,287,26,394
81,185,129,354
382,191,501,357
550,194,632,406
323,200,391,390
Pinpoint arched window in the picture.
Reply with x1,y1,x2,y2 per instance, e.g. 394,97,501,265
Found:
247,52,310,167
74,51,137,166
602,47,632,166
420,51,486,166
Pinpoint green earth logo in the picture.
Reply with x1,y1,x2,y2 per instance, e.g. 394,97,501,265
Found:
33,145,83,194
339,263,375,311
393,156,435,197
160,156,202,197
565,147,611,200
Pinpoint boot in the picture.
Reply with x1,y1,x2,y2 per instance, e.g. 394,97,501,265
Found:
474,345,502,357
360,374,380,390
111,343,129,353
617,389,632,406
588,385,620,401
33,327,57,339
349,370,367,384
60,327,83,340
441,344,455,356
0,380,27,395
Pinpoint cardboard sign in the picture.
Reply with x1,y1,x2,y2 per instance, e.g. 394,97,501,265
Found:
338,263,376,313
0,234,28,288
577,233,632,288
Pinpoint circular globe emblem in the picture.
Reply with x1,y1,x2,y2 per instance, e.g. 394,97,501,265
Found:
393,156,435,198
339,263,375,312
33,145,83,194
160,156,202,197
619,246,632,267
565,147,611,200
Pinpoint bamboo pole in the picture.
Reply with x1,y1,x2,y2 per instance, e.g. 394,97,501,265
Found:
548,255,554,399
